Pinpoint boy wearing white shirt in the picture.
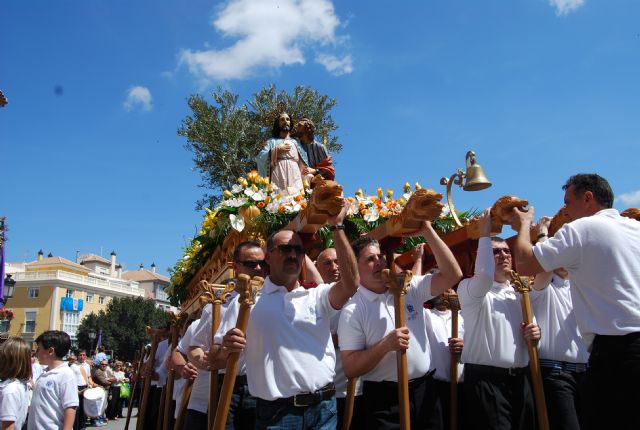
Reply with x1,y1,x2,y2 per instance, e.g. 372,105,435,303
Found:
28,330,78,430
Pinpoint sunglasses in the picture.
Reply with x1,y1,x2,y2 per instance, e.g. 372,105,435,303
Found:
272,244,305,255
238,260,266,269
493,248,511,256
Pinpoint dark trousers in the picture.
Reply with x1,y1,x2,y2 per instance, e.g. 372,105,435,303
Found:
106,385,121,419
434,379,464,430
462,364,535,430
336,395,365,430
182,409,207,430
362,373,442,430
217,374,257,430
74,385,88,430
143,386,163,430
582,333,640,430
541,367,584,430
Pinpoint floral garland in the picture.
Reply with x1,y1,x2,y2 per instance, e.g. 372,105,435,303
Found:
1,308,14,321
168,171,474,305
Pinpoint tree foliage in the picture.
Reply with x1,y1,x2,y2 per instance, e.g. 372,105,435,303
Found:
76,297,168,360
178,84,340,209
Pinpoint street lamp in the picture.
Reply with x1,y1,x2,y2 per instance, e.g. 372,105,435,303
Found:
440,150,492,227
1,274,16,306
88,329,97,353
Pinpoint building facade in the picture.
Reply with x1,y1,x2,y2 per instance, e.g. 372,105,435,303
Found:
3,251,148,347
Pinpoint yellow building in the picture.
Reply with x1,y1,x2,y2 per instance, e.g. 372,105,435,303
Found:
4,251,145,347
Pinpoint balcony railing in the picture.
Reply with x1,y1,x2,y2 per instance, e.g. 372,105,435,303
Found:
14,271,145,297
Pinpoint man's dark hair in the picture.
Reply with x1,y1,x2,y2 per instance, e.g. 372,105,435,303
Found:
271,112,291,138
77,349,87,355
35,330,71,359
233,241,262,262
266,230,290,252
563,174,614,208
351,237,380,259
490,236,506,244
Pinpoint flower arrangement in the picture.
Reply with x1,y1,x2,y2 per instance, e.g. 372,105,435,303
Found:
1,308,14,321
167,172,476,305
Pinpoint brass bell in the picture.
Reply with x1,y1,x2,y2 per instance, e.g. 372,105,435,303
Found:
462,151,492,191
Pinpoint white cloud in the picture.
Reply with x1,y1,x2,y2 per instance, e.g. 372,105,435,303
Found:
315,54,353,76
179,0,351,81
123,86,153,112
617,190,640,206
549,0,585,16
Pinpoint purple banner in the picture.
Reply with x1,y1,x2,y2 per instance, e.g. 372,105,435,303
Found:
0,239,5,309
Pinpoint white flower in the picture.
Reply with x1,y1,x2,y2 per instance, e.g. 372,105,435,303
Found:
440,205,451,217
251,190,266,201
231,184,244,194
346,200,358,216
229,214,245,232
364,206,380,223
226,197,248,208
266,201,280,214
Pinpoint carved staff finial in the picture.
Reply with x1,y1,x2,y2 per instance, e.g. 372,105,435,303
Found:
509,270,533,294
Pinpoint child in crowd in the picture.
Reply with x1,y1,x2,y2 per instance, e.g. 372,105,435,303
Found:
27,331,78,430
0,337,32,430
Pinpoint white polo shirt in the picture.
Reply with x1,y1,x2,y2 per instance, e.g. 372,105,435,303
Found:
27,362,79,430
530,276,589,363
330,310,362,398
173,320,198,415
242,277,338,401
425,308,465,382
151,339,169,387
459,237,530,369
190,293,237,351
533,208,640,347
213,295,247,376
0,379,28,430
338,274,435,382
70,362,91,386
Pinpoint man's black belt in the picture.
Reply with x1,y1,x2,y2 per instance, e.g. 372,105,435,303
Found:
466,363,528,377
269,383,335,407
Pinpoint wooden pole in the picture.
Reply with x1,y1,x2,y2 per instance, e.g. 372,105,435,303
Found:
509,271,549,430
156,384,167,429
124,346,145,430
173,380,194,430
135,327,168,430
198,281,233,430
213,275,264,430
383,269,412,430
162,312,183,430
342,378,357,430
444,291,461,430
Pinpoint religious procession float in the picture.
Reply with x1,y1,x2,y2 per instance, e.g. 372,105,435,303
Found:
137,108,640,430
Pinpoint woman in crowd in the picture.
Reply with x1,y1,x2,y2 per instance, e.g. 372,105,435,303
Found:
0,337,32,430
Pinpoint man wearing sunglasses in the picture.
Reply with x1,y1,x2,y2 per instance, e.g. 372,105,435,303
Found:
458,209,541,430
219,199,359,430
186,241,266,430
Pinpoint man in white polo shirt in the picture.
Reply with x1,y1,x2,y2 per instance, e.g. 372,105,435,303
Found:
459,210,540,430
528,216,588,430
338,221,462,429
188,241,266,430
510,173,640,430
220,199,359,429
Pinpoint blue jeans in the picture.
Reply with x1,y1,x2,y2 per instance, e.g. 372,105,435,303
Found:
255,396,337,430
225,378,256,430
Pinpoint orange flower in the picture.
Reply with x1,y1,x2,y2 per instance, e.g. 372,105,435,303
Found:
300,201,308,209
279,206,286,213
294,195,303,202
257,202,265,209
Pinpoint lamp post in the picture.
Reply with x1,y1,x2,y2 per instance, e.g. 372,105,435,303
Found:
1,274,16,306
440,150,492,227
88,329,97,355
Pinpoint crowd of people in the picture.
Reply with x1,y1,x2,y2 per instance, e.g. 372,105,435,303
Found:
0,336,137,430
2,173,639,430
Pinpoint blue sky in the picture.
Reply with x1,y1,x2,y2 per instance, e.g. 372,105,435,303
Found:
2,0,639,275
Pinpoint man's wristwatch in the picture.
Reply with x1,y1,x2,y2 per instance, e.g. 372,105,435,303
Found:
328,224,345,232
